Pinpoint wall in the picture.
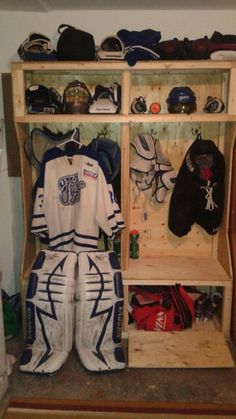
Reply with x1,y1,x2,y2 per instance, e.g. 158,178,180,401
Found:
1,8,236,294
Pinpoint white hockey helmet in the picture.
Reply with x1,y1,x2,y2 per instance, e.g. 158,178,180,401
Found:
97,35,125,60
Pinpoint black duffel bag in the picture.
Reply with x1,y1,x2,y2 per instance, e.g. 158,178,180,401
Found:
56,24,96,61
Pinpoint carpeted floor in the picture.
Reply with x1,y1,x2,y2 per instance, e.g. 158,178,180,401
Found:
1,336,236,418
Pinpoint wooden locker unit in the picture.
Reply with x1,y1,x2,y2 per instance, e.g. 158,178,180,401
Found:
11,60,236,368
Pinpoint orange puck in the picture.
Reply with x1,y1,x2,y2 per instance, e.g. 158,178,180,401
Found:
149,102,161,114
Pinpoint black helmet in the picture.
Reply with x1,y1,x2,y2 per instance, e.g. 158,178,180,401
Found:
25,85,62,114
166,86,197,114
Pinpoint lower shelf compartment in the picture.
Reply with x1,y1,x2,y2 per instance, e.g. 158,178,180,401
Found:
128,323,235,368
122,255,231,285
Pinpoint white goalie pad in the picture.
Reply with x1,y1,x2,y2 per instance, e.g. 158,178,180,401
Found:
20,249,77,375
75,251,126,372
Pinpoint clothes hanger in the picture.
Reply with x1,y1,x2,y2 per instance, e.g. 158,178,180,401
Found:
57,127,81,148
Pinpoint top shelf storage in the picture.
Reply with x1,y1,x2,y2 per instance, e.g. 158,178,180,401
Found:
11,60,236,123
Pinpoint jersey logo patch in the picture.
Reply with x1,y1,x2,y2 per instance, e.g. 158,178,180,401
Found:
83,169,98,180
58,173,85,206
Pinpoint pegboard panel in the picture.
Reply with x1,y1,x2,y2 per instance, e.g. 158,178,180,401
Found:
130,121,221,170
28,122,121,148
129,122,224,259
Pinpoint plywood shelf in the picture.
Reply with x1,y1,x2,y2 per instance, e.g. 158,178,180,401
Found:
128,328,235,368
13,114,130,124
14,113,236,124
11,60,236,72
122,255,232,286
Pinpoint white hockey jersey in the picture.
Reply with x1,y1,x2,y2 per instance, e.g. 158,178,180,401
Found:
31,145,125,253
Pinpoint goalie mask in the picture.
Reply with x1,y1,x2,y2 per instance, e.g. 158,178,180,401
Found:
63,80,92,114
97,36,125,60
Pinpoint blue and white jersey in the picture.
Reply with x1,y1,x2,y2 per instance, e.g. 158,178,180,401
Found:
31,145,125,253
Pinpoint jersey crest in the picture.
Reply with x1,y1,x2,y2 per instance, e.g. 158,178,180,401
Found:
58,173,86,206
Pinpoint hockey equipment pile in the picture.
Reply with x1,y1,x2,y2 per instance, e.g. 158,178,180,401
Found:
130,285,194,331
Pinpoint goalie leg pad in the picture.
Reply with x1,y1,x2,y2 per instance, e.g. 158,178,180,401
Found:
20,250,77,375
75,251,126,372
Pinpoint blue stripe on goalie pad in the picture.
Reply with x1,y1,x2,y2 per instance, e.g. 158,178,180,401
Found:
31,250,46,270
109,251,121,270
114,271,124,298
20,348,69,375
76,251,126,372
78,250,119,274
26,273,38,299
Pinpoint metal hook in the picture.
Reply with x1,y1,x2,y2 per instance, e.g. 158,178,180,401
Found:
192,126,202,140
97,126,107,138
138,123,144,134
149,128,157,137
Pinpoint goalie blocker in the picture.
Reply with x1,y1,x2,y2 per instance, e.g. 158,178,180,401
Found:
75,250,126,372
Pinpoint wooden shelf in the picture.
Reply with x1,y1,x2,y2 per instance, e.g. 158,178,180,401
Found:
14,113,236,124
11,60,236,71
13,114,130,124
128,327,234,368
122,255,232,286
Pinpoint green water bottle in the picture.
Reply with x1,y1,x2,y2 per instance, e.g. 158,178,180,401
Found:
113,237,121,257
130,229,139,259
